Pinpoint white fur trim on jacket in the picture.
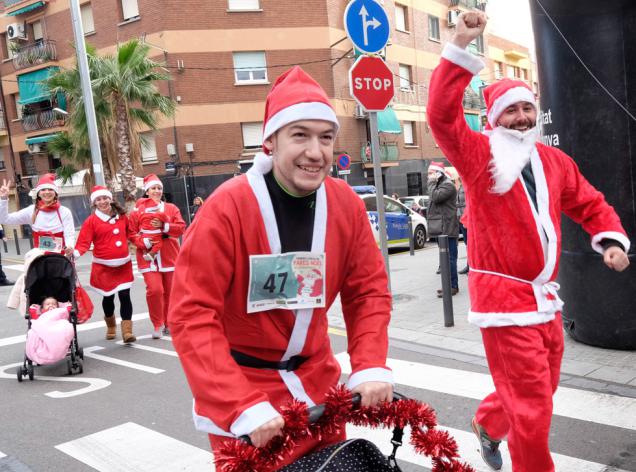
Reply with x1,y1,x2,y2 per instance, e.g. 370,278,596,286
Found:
92,255,131,267
487,86,536,128
591,231,631,254
90,281,133,297
468,310,556,327
441,42,485,76
263,102,339,142
347,367,394,390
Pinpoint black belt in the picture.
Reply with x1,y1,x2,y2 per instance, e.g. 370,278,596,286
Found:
230,350,308,372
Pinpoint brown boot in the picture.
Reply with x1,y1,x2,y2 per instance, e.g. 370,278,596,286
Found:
104,316,117,340
120,320,136,343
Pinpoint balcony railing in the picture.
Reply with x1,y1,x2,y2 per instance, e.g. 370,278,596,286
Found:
449,0,487,11
12,40,56,71
22,107,65,132
361,143,399,163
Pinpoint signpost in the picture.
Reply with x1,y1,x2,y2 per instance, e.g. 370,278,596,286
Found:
345,0,394,287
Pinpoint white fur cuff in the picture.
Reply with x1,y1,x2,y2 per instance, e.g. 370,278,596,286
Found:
441,42,485,76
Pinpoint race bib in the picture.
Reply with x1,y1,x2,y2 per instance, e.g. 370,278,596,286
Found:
39,236,63,253
247,252,326,314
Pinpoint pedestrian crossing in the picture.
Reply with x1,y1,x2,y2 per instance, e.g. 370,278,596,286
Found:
2,336,635,471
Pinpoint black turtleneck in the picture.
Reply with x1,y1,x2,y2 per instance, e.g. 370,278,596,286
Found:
264,171,316,253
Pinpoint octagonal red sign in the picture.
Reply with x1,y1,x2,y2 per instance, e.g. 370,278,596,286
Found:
349,55,394,112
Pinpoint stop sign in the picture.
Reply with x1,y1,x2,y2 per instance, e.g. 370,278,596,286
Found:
349,55,394,112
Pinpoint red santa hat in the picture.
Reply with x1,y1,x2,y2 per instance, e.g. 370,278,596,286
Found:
483,79,536,130
90,185,112,204
428,161,446,174
262,66,339,150
34,173,58,195
143,174,163,192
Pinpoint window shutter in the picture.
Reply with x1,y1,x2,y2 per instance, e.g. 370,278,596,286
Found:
242,122,264,148
121,0,140,20
228,0,259,10
80,4,95,33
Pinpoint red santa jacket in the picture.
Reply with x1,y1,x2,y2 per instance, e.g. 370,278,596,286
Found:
129,201,185,272
169,153,392,440
428,43,630,328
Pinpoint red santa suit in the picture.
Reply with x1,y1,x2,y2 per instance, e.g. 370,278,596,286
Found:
0,174,75,250
169,66,392,470
128,174,186,330
74,210,135,296
428,43,630,472
134,197,169,259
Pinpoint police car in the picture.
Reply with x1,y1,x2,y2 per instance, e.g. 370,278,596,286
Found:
354,187,428,249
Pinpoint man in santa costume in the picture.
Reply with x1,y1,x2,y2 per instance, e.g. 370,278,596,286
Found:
169,66,393,469
427,12,630,472
74,186,137,342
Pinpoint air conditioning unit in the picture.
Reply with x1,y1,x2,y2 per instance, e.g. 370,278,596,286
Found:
354,104,367,119
28,143,46,154
7,23,26,41
447,10,460,27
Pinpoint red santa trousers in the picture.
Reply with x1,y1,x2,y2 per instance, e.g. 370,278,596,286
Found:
142,271,174,329
476,313,564,472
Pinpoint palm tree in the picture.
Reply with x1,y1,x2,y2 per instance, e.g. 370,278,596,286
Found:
47,39,175,206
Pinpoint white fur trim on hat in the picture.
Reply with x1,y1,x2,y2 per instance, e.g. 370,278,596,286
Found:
90,188,113,204
441,42,485,76
143,179,163,191
487,86,536,128
36,183,57,194
263,102,339,142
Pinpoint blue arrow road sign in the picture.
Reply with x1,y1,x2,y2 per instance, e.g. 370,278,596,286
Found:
344,0,390,54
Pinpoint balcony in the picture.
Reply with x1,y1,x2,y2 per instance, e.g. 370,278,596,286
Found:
11,40,56,71
361,143,399,164
4,0,46,15
449,0,487,11
22,107,65,132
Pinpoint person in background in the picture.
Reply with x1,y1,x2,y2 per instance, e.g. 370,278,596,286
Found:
0,225,13,285
456,177,469,275
129,174,185,339
74,186,137,343
0,175,75,256
190,195,204,221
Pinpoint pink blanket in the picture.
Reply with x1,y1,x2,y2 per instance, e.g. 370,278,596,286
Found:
25,307,74,365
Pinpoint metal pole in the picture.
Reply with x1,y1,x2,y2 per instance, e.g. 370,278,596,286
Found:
369,112,390,290
182,173,191,225
2,238,7,253
12,229,19,256
69,0,105,186
438,235,454,327
408,214,414,256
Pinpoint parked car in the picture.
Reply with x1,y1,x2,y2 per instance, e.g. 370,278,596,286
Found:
359,194,428,249
399,195,429,217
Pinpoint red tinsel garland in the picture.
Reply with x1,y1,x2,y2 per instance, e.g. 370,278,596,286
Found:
215,385,475,472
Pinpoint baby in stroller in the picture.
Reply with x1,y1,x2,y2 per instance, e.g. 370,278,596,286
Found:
15,251,84,381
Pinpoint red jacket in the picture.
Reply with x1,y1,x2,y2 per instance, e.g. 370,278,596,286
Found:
129,201,185,272
169,154,392,451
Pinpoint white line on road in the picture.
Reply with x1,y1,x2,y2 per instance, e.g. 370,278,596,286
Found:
336,353,636,431
55,422,214,471
83,346,164,374
0,312,150,348
115,335,178,357
0,450,5,459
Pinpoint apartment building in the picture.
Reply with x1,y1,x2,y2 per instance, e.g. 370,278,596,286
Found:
0,0,529,216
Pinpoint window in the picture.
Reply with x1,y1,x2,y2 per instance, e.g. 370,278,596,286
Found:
363,197,377,212
395,4,408,32
403,121,415,145
13,94,22,120
140,132,158,163
31,21,43,42
0,148,5,171
20,151,36,176
121,0,140,20
384,198,402,213
495,61,503,80
49,152,62,171
428,15,440,41
241,122,263,149
407,172,422,196
472,34,484,54
506,65,515,79
1,33,13,60
228,0,260,10
81,4,95,34
398,64,412,90
522,68,528,81
233,52,267,84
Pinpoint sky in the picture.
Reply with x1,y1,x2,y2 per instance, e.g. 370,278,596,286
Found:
485,0,535,55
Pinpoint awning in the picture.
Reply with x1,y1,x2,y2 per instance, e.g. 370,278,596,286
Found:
377,107,402,134
25,133,58,145
464,113,481,132
18,67,58,105
7,1,45,16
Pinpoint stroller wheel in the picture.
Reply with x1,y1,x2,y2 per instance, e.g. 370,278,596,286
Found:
27,365,34,381
66,359,73,375
77,361,84,374
16,366,23,382
78,347,84,360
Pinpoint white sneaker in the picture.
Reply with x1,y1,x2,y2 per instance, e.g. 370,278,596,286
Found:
152,327,162,339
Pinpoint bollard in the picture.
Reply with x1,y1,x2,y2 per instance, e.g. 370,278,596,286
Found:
408,214,414,256
13,229,20,255
2,238,6,253
28,233,34,249
438,235,454,327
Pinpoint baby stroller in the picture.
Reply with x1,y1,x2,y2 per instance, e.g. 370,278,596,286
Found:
16,253,84,381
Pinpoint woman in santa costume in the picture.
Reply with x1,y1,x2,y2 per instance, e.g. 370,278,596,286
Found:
169,66,393,470
74,186,137,343
427,12,630,472
129,175,185,339
0,175,75,255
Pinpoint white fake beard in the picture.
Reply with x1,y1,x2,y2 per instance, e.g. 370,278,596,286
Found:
488,126,539,194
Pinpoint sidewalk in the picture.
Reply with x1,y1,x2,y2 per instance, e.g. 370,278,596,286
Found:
327,242,636,393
